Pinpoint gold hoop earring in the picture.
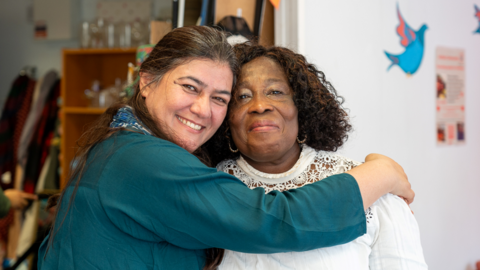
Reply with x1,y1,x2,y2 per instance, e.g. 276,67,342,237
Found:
296,135,307,144
228,140,239,153
224,126,239,153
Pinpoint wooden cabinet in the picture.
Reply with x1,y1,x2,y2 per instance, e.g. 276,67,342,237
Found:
60,48,136,188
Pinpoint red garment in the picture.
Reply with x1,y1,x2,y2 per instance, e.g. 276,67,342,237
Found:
23,80,60,194
0,75,32,190
13,80,36,164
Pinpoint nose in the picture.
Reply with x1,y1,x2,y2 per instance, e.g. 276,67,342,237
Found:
248,95,273,114
190,95,212,119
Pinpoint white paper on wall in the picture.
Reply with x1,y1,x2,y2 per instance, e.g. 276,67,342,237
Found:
33,0,72,40
435,47,466,145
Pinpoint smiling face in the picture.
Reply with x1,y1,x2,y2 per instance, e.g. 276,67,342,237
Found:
229,57,300,172
141,59,233,153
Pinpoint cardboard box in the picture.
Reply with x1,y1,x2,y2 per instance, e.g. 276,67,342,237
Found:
150,21,172,45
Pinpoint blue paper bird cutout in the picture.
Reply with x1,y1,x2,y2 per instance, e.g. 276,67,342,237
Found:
474,5,480,34
385,5,428,75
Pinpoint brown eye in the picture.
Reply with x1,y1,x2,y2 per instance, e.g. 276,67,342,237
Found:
183,84,197,92
268,90,284,96
213,97,227,104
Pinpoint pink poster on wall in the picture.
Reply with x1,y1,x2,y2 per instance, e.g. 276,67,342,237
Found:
435,47,465,145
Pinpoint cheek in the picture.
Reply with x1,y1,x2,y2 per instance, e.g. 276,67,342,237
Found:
284,106,299,133
227,113,244,142
228,110,245,133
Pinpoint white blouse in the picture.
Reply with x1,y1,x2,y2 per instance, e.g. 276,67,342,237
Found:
217,145,428,270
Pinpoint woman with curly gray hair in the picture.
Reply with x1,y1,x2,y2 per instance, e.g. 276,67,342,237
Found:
204,44,427,270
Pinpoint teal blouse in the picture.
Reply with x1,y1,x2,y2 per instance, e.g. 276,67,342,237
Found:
38,131,366,269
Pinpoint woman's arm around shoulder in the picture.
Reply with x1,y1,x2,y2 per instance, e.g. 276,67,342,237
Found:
96,133,367,253
346,154,414,210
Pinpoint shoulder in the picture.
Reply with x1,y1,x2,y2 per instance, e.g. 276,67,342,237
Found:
216,159,238,173
369,193,416,226
94,131,218,186
372,193,409,211
101,131,200,165
316,151,362,165
311,150,362,174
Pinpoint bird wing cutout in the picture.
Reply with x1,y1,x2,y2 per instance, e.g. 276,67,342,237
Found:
396,6,416,47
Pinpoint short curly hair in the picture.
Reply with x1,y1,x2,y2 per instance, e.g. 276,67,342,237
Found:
203,43,351,166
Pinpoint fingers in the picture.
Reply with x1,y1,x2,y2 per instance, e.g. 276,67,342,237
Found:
22,193,38,201
16,192,38,210
4,189,38,210
364,153,385,162
19,198,29,209
398,196,415,214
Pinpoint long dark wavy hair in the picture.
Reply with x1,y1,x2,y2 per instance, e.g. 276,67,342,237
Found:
43,26,237,270
205,43,352,166
203,43,352,267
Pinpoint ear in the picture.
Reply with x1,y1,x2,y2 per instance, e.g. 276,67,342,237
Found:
139,72,154,98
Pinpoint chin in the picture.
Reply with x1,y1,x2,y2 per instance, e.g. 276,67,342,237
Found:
246,145,281,160
172,138,199,153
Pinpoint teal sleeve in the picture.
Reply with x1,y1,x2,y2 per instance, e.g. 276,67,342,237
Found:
0,189,11,218
98,136,366,253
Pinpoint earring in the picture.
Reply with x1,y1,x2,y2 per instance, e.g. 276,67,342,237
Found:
228,140,239,153
296,135,307,144
225,126,238,153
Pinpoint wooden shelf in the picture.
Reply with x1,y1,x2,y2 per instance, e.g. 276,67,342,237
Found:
63,107,106,115
60,48,136,189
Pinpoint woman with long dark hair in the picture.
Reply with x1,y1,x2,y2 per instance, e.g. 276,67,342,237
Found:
38,26,413,269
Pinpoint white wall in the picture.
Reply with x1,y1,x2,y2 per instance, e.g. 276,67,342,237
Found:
302,0,480,269
0,0,77,108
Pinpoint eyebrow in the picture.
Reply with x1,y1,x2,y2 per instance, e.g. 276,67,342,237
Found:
215,90,232,96
236,78,285,89
265,78,285,84
178,76,231,96
178,76,206,87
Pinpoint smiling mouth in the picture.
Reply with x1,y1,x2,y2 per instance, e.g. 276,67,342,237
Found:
176,116,203,131
250,126,278,132
249,121,279,132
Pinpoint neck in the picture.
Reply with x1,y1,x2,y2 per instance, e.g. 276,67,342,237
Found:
241,143,302,174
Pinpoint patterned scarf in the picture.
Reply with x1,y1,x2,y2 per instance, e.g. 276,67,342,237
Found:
110,106,152,136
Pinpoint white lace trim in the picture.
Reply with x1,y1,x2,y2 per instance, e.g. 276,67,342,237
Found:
217,145,362,194
235,144,317,183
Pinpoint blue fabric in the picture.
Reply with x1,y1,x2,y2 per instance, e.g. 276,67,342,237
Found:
110,106,152,135
38,130,366,269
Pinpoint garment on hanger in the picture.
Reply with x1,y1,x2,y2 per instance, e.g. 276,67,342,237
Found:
43,119,61,190
23,79,60,194
0,75,33,190
13,80,36,169
6,71,57,259
16,70,58,172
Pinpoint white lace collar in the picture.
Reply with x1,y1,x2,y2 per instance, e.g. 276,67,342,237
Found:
217,146,361,194
235,145,318,184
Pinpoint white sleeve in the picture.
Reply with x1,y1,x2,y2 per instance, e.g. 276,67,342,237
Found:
369,194,428,270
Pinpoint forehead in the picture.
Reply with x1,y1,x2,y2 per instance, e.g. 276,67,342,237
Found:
173,59,226,73
239,57,287,83
170,58,233,86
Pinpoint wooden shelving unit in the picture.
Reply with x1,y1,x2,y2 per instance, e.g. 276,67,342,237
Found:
60,48,136,188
